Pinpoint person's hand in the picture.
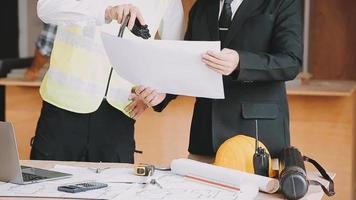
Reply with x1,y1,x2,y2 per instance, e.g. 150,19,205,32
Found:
134,86,166,107
124,94,148,119
202,48,240,75
24,68,40,81
24,48,49,81
105,4,145,30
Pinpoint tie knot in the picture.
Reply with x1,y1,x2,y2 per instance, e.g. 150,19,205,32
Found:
224,0,233,5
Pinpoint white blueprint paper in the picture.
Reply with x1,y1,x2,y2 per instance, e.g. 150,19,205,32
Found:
0,165,243,200
101,33,225,99
0,164,332,200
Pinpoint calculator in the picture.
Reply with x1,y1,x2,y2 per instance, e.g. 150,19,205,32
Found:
58,182,108,193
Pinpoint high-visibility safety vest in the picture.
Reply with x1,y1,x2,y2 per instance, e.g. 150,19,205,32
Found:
40,0,170,116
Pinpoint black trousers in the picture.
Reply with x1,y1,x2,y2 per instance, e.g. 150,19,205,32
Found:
30,100,135,163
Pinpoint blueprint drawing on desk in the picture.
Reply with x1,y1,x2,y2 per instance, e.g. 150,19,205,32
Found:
0,165,253,200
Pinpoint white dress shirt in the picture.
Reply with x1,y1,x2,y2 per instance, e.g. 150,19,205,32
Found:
37,0,184,40
219,0,244,19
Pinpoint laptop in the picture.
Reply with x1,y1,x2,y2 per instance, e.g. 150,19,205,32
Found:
0,121,72,184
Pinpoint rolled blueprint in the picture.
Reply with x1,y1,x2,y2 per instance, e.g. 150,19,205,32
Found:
171,158,279,194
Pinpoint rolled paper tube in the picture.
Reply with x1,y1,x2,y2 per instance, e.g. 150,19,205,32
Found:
171,158,279,194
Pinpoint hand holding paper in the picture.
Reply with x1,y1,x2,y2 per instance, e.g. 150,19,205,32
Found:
134,86,166,107
124,94,148,119
133,48,240,107
202,48,240,76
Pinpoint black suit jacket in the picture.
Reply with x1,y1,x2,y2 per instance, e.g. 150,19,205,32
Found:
155,0,303,158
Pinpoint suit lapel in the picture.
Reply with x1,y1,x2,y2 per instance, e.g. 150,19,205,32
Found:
222,0,257,47
207,1,220,41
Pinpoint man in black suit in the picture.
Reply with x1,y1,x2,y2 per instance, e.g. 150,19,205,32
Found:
135,0,303,161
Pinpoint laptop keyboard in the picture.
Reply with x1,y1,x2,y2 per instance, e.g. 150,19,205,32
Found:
22,173,46,182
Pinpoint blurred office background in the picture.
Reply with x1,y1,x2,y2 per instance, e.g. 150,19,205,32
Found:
0,1,355,200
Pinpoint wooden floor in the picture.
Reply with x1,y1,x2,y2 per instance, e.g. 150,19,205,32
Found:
3,80,356,200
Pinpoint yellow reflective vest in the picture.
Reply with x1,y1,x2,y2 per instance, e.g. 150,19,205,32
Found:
40,1,170,116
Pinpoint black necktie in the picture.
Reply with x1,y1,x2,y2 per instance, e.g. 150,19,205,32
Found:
219,0,233,41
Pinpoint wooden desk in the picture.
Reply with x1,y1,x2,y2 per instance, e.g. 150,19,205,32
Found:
0,78,41,87
287,80,356,96
0,160,329,200
1,79,355,200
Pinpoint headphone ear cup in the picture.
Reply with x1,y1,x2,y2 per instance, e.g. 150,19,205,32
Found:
280,169,309,199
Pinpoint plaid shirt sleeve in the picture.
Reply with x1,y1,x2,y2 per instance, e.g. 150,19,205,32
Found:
36,23,58,57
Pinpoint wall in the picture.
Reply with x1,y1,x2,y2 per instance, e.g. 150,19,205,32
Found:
353,93,356,200
0,1,19,121
1,1,18,59
18,0,42,58
309,0,356,80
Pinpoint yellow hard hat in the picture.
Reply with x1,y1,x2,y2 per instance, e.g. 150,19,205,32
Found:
214,135,276,177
